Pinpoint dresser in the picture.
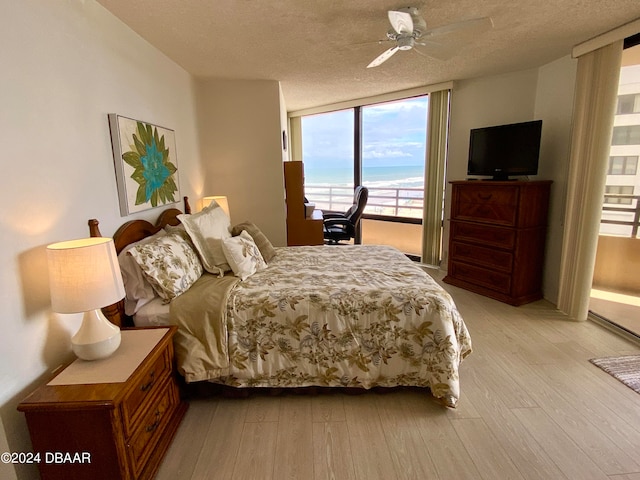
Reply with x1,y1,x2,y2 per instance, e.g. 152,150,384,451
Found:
284,161,324,246
443,180,552,306
18,327,187,480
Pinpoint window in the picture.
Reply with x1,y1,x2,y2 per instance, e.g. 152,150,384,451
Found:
361,97,428,219
608,156,638,175
301,110,354,212
604,185,634,205
611,125,640,145
616,93,640,114
300,96,428,220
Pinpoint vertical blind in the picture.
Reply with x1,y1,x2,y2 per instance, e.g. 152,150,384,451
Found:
557,40,623,320
422,89,451,267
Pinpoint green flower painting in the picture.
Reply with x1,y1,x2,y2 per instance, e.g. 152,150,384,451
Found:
123,122,177,207
109,115,180,216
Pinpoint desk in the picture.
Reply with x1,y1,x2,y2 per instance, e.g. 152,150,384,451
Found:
284,161,325,245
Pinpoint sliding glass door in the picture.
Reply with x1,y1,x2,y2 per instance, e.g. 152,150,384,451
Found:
589,40,640,335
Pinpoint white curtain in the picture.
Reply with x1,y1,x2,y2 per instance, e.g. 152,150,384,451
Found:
557,41,623,321
421,89,451,267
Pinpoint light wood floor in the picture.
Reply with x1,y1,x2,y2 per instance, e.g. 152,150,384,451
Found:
157,272,640,480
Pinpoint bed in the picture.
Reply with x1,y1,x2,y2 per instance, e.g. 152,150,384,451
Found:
89,198,472,407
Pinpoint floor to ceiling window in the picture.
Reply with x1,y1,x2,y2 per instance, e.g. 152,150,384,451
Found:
301,109,355,213
299,96,428,256
361,97,428,220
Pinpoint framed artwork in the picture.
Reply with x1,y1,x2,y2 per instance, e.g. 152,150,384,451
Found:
108,114,180,216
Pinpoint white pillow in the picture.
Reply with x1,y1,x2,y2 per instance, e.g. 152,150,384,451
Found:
118,230,167,315
129,232,203,302
222,230,267,281
178,200,231,276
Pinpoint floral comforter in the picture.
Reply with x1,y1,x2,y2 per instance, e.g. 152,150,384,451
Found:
172,245,472,407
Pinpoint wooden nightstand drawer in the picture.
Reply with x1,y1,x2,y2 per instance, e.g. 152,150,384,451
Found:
127,378,180,479
121,346,171,436
450,241,513,272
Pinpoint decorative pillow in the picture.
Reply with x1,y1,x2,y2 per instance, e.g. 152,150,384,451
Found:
118,230,166,315
129,232,203,302
178,200,231,276
164,223,195,248
222,230,267,281
230,221,277,263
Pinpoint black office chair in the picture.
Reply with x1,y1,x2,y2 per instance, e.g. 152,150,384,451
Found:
323,186,369,244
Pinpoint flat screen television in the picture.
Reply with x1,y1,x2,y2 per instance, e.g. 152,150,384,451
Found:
467,120,542,180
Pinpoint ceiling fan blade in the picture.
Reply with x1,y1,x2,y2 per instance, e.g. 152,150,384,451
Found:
388,10,414,35
348,38,393,48
367,46,399,68
424,16,493,38
414,40,460,61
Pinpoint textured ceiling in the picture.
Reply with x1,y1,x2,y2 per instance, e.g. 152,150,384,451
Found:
97,0,640,111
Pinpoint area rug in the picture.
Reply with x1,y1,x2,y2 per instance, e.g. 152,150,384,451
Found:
589,355,640,395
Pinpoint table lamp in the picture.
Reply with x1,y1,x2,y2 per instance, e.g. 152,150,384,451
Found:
46,237,125,360
201,195,230,217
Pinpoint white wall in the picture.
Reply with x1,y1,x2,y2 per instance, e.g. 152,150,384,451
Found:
534,55,578,303
196,79,287,246
0,1,202,478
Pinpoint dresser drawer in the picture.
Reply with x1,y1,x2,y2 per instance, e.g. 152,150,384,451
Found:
449,261,512,294
456,184,518,205
127,379,179,479
450,241,513,272
452,184,519,225
450,221,516,249
121,347,171,436
453,202,517,226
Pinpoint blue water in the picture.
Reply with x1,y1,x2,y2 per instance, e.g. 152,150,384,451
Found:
305,165,425,189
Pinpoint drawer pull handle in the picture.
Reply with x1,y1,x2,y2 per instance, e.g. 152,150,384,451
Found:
140,371,155,392
145,410,162,433
478,193,492,200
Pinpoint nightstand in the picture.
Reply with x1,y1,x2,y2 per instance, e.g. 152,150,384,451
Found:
18,327,187,480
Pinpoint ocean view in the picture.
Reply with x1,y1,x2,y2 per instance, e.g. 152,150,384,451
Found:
299,95,429,218
305,165,425,189
304,165,425,218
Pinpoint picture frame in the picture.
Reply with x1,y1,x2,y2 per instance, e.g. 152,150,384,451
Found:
108,114,180,216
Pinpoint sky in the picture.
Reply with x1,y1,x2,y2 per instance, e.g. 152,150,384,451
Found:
301,96,429,173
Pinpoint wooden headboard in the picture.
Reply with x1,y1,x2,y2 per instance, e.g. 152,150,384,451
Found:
89,196,191,327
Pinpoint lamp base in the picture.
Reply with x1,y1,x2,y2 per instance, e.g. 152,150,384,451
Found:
72,309,121,361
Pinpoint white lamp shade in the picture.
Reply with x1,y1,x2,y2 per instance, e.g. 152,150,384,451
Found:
201,195,230,217
46,237,125,313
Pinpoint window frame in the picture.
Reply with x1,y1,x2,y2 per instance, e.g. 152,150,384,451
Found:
296,96,430,223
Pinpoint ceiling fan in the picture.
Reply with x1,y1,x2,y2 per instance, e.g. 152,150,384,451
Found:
367,7,493,68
